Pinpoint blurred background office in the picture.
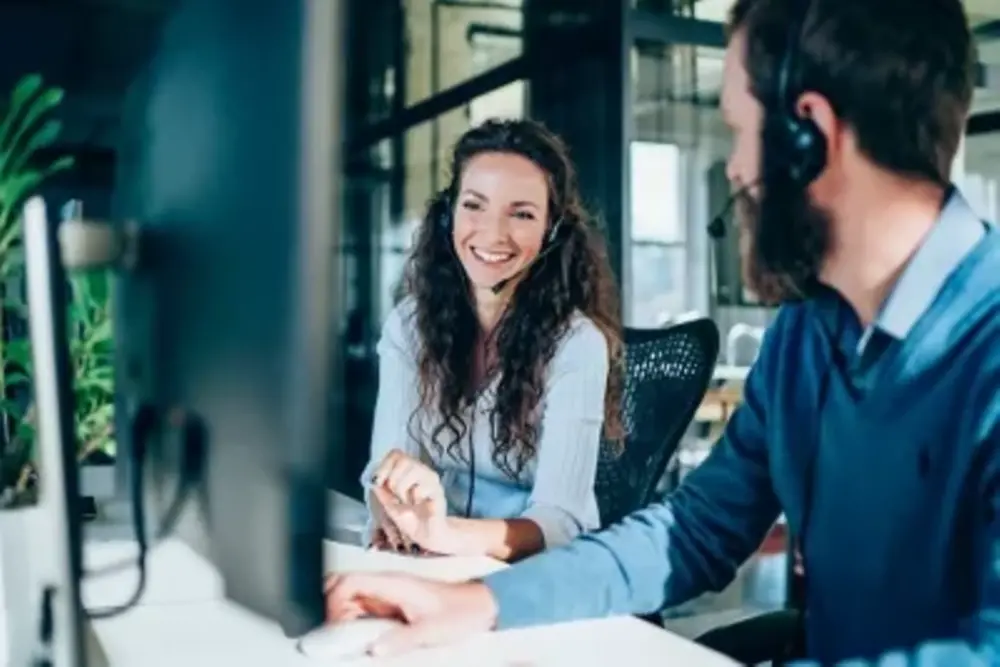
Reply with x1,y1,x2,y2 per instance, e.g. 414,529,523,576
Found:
0,0,998,643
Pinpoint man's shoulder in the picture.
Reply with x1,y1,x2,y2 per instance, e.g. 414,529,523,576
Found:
753,301,818,357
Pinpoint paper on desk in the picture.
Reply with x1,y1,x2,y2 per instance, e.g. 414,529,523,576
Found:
324,542,507,582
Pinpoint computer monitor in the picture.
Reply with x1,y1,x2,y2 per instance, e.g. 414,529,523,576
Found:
112,0,344,638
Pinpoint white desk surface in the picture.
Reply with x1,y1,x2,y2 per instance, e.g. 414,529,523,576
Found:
79,538,737,667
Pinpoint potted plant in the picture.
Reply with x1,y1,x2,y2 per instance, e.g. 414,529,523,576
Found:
0,73,78,664
0,74,117,511
0,74,78,508
68,265,117,503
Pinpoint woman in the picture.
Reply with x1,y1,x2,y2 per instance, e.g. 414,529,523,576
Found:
362,118,623,562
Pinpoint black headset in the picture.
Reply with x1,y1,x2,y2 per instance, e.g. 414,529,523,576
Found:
706,0,826,241
771,0,827,187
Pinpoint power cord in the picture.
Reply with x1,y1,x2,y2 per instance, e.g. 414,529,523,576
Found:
84,406,202,617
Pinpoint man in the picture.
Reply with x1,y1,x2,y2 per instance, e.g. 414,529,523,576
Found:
326,0,1000,664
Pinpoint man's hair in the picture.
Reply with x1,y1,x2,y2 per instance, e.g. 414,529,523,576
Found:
727,0,976,184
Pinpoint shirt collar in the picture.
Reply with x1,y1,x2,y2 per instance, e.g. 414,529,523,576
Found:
870,187,986,344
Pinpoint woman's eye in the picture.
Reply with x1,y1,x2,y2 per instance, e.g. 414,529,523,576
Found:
512,210,535,221
461,200,482,211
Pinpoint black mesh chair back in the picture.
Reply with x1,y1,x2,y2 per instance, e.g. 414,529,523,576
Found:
595,319,720,527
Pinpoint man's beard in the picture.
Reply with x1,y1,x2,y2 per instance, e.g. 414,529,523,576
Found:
734,170,831,305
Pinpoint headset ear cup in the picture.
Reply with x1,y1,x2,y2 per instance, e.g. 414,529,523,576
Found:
788,116,827,185
435,190,454,233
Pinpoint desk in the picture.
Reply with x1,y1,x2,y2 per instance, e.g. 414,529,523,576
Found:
78,538,737,666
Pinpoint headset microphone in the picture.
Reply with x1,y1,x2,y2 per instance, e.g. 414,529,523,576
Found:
707,193,739,240
706,181,759,239
489,221,565,294
490,274,517,295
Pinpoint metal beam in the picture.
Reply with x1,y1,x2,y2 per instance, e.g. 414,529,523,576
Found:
629,10,725,49
350,23,610,152
976,63,1000,91
628,11,1000,95
348,56,528,151
434,0,520,9
968,110,1000,135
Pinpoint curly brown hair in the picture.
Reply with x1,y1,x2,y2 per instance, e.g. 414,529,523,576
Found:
402,118,624,480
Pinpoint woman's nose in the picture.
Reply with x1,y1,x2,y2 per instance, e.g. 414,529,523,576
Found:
478,213,511,241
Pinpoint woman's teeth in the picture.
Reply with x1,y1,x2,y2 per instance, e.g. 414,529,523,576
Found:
472,248,514,264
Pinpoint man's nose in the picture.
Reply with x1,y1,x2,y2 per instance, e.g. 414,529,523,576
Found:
725,156,740,186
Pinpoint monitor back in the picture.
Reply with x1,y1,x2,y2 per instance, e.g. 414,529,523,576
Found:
113,0,344,636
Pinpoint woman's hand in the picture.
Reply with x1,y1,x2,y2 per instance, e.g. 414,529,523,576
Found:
370,449,461,555
372,449,445,506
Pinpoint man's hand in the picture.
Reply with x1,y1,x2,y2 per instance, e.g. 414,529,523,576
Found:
324,573,498,657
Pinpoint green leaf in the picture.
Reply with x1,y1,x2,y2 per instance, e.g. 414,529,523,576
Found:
75,376,113,394
42,154,73,178
0,169,43,208
83,318,113,349
5,371,30,387
5,338,32,368
0,75,42,151
0,397,24,416
1,119,63,178
0,89,66,177
0,170,43,252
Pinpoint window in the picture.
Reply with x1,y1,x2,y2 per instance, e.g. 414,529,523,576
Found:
403,0,523,106
961,133,1000,222
628,141,687,326
631,142,683,243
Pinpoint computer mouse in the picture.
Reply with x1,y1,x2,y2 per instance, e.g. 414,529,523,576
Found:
297,618,404,660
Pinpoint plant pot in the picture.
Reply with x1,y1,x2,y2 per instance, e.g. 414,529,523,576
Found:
78,461,115,523
80,461,116,501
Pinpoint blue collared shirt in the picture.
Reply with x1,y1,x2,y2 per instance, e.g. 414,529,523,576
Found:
483,189,1000,666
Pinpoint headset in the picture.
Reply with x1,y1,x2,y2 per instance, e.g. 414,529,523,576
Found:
433,186,567,517
771,0,826,187
706,0,825,242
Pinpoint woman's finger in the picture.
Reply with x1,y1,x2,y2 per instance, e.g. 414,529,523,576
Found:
369,527,390,551
387,461,441,505
383,458,416,499
374,487,421,554
381,515,409,552
375,497,413,553
371,448,406,486
393,467,437,505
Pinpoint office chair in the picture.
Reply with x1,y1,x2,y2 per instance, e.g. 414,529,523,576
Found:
594,319,720,528
694,546,805,665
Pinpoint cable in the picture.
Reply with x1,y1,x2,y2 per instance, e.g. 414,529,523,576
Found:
84,473,193,579
84,407,202,618
465,418,476,518
84,405,155,618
